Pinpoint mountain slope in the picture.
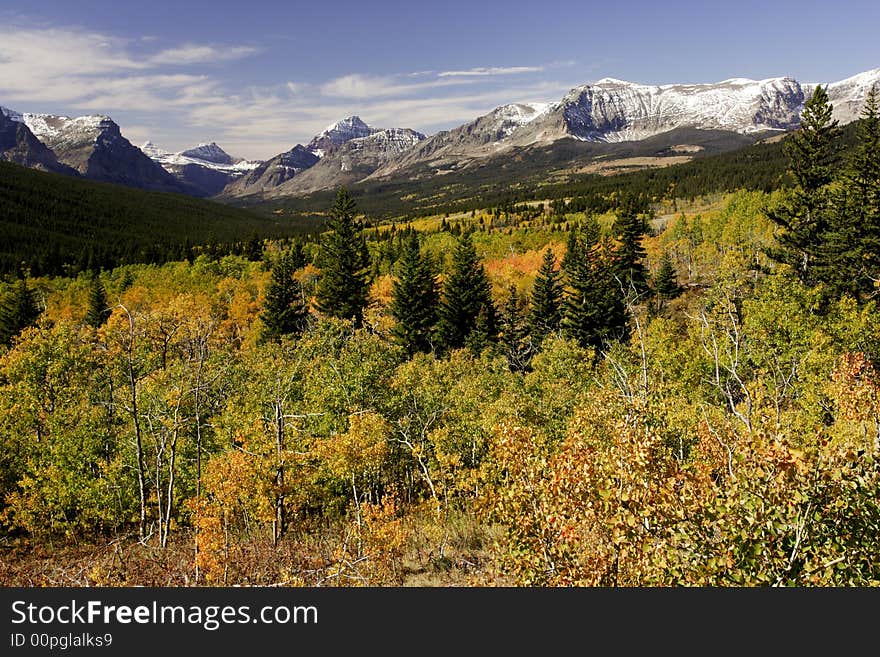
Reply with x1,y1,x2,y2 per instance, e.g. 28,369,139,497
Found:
5,68,877,202
256,119,864,221
359,69,878,193
221,120,425,199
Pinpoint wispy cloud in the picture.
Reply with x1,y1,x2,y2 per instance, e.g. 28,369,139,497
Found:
147,45,258,66
319,73,475,99
438,66,545,77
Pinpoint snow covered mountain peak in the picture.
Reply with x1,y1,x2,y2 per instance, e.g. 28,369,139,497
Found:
487,103,554,138
307,115,380,156
594,77,633,86
180,142,235,165
825,68,880,90
320,115,373,138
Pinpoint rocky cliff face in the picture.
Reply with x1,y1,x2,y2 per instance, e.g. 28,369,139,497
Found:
20,112,186,193
263,127,426,197
0,107,77,174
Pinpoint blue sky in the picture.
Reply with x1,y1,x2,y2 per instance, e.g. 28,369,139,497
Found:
1,0,878,159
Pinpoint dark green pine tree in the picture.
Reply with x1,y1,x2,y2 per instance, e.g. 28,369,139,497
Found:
289,241,308,270
315,188,371,326
562,227,627,352
0,279,40,347
500,285,532,372
653,252,682,311
787,85,841,195
654,253,682,299
119,269,135,292
768,85,840,284
390,233,439,356
464,303,496,356
828,85,880,299
85,271,110,329
260,251,309,343
436,232,498,352
613,195,650,298
528,247,563,346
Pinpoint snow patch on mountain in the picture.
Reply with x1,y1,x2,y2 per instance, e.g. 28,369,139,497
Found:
319,116,378,144
493,102,553,137
22,113,113,143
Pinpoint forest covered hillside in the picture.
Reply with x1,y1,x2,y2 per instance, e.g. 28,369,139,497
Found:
0,161,320,277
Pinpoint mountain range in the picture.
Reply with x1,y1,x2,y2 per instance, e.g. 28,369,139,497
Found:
2,68,877,202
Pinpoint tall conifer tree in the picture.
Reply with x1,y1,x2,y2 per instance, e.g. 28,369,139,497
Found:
501,284,531,372
828,85,880,298
653,252,682,312
613,194,650,297
563,226,627,352
768,85,840,284
654,252,682,299
260,251,309,342
315,188,370,326
0,279,40,347
437,232,498,352
85,271,109,329
529,247,563,345
390,233,439,355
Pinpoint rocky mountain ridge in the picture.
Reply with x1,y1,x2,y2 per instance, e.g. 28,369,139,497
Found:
3,67,877,199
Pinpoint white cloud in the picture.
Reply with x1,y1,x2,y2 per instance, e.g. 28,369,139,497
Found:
148,45,258,66
438,66,545,77
0,25,255,107
319,73,474,99
0,27,143,100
